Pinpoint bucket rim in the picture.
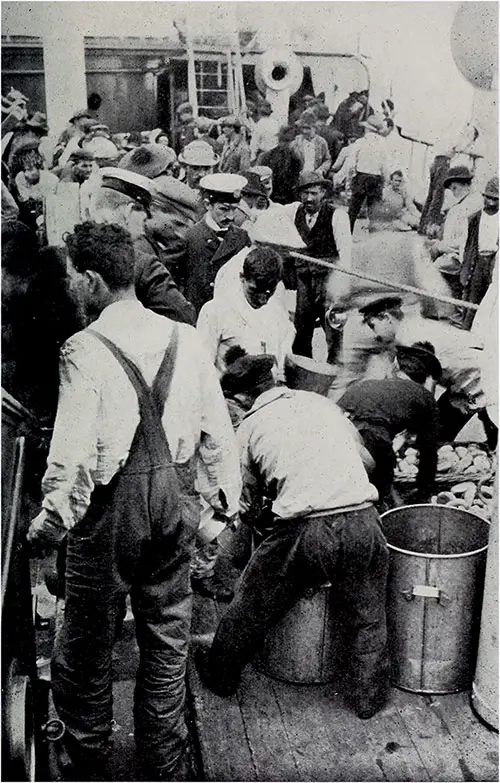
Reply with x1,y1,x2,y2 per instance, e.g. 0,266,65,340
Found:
380,503,490,559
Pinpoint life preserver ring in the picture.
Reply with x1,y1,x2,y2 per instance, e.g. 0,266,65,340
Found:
254,47,303,95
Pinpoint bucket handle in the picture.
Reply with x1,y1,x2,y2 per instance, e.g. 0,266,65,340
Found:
402,585,451,606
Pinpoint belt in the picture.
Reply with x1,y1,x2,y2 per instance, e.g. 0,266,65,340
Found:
301,501,373,520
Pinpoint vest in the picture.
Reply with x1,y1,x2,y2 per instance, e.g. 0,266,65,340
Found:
294,203,338,275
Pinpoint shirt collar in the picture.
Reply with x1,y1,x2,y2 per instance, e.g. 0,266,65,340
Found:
244,386,294,418
92,298,145,328
205,212,227,234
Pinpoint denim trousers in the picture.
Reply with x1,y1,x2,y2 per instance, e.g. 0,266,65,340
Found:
207,506,390,703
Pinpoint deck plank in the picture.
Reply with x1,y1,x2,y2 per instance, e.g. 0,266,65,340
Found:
237,667,303,781
270,673,383,782
392,688,467,781
360,689,432,782
428,692,499,782
187,655,258,781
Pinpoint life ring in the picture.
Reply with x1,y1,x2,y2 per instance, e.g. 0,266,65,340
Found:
254,47,303,95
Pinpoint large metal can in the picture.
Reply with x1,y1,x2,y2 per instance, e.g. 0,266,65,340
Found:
380,504,489,694
254,584,342,684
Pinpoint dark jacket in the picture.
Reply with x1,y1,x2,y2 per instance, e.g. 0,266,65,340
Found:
260,145,301,204
182,220,250,314
338,378,439,499
133,236,196,325
294,202,338,274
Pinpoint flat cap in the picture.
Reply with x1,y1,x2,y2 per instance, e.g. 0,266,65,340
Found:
396,343,442,381
359,295,404,320
99,167,154,212
483,176,499,198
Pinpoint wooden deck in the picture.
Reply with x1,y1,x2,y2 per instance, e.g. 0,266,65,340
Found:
35,583,498,782
187,595,499,783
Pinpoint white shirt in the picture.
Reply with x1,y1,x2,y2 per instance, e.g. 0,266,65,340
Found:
238,387,377,520
213,246,289,312
396,316,485,409
283,202,352,266
197,282,295,379
40,301,241,539
442,191,483,252
15,169,58,202
478,211,499,253
353,133,389,178
250,115,279,160
302,139,317,173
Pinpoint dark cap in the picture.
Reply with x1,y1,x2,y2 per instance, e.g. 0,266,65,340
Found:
99,167,153,213
359,295,403,321
240,170,269,200
69,148,94,162
296,171,329,192
221,348,276,396
443,166,473,188
396,343,442,381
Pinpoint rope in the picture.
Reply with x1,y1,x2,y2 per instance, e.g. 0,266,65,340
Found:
289,251,480,311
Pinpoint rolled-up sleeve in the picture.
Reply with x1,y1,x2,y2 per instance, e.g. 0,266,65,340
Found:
194,336,242,516
41,337,99,536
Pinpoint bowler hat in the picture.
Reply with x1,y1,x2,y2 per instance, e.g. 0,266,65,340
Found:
69,148,94,162
396,343,442,382
119,144,176,179
296,171,329,192
359,295,403,321
443,166,473,188
483,176,499,198
178,140,219,167
83,137,120,161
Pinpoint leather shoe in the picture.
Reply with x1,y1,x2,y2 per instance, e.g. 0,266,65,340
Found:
195,647,239,698
191,575,234,603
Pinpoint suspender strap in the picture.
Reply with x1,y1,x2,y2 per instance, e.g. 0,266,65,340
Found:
87,325,179,463
151,326,179,416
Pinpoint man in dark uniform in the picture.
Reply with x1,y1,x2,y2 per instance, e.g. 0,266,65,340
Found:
338,342,442,505
182,173,251,313
92,167,196,325
284,171,352,359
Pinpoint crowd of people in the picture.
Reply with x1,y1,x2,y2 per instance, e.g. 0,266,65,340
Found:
1,85,498,782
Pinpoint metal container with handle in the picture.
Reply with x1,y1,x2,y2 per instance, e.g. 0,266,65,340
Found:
380,504,489,694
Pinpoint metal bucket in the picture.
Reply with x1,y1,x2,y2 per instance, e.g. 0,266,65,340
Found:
284,353,337,396
254,584,343,684
380,504,489,694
